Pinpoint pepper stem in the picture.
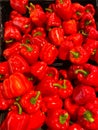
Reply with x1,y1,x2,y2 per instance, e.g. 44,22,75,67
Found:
45,8,53,13
5,39,13,44
60,0,63,4
59,113,69,124
75,69,89,76
30,91,40,104
70,51,80,58
80,30,88,37
14,102,22,114
84,110,94,123
33,31,42,37
53,80,67,89
85,20,92,26
30,2,35,9
24,24,29,28
21,44,33,52
0,74,3,78
76,11,81,16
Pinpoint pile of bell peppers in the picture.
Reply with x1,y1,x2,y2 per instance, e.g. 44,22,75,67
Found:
0,0,98,129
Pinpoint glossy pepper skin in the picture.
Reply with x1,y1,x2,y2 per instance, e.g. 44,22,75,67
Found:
28,3,46,27
4,21,22,44
8,54,30,74
20,90,42,114
39,42,58,65
20,43,39,65
68,123,84,130
46,109,70,130
85,4,95,16
74,63,98,91
30,61,48,80
77,105,98,130
72,85,96,105
48,27,64,47
12,15,32,34
69,46,89,65
2,72,32,99
0,83,14,110
54,0,72,21
10,0,28,14
9,10,22,20
0,61,10,81
0,102,29,130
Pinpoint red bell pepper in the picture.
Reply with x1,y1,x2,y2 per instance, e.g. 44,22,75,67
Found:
21,34,33,44
27,3,46,27
20,90,42,114
4,21,22,44
0,61,10,81
77,105,98,130
30,61,48,80
42,95,63,111
71,3,85,20
0,83,14,110
31,27,46,38
62,19,78,35
59,69,68,79
46,109,70,130
69,46,89,65
48,27,64,47
0,102,29,130
54,0,72,21
72,84,96,105
3,42,22,59
53,79,73,99
74,63,98,91
8,54,30,74
2,72,32,98
85,4,95,16
9,10,22,20
68,123,84,130
26,109,46,130
10,0,28,14
20,43,39,65
39,42,58,65
79,12,96,29
12,15,32,34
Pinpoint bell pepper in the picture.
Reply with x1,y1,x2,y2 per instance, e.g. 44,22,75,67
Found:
42,95,63,111
21,34,33,44
9,10,22,20
45,8,61,30
54,0,72,21
85,4,95,16
30,61,48,80
4,21,22,44
12,15,32,34
59,69,68,79
68,123,84,130
48,27,64,47
64,97,79,121
77,105,98,130
62,19,78,35
39,42,58,65
79,12,96,29
3,42,22,59
26,109,46,130
0,61,10,81
20,90,42,114
10,0,28,14
31,27,46,38
20,43,39,65
27,3,46,27
0,83,14,110
8,54,30,74
71,3,85,20
69,46,89,65
46,109,70,130
44,66,59,81
72,84,96,105
2,72,32,99
74,63,98,91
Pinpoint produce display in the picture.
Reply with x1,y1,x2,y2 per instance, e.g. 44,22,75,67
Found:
0,0,98,129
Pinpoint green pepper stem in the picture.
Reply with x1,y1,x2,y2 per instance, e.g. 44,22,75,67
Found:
76,11,81,16
81,30,88,37
24,24,29,28
59,113,69,124
30,2,35,9
84,110,94,123
21,44,33,52
53,80,67,89
14,102,22,114
85,20,92,26
5,39,13,44
15,97,21,102
75,69,89,76
33,31,42,37
45,8,53,13
0,74,3,78
70,51,80,58
59,0,63,4
30,91,40,104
